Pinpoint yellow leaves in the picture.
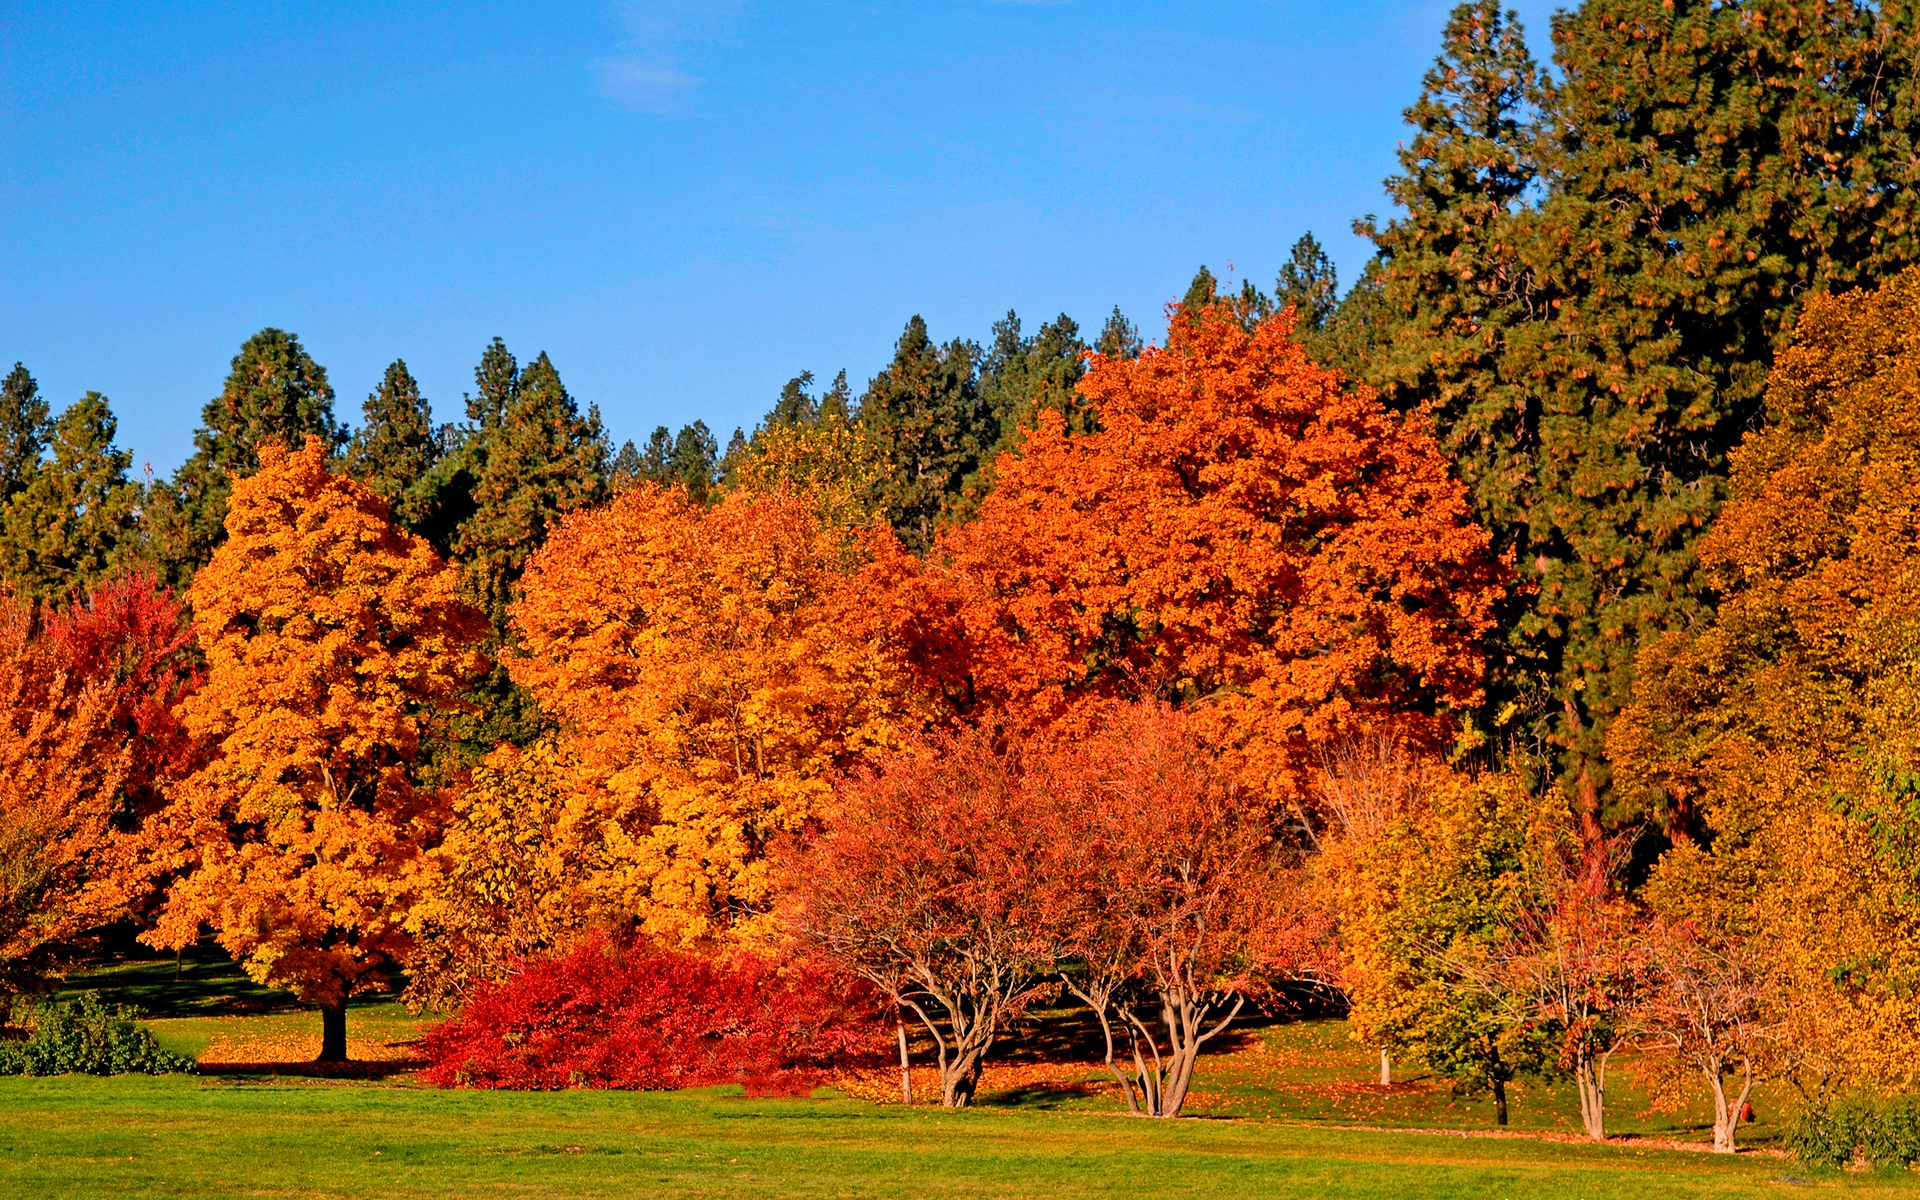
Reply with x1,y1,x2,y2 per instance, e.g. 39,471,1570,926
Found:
505,481,920,946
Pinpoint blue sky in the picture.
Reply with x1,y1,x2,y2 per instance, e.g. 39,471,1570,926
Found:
1,1,1560,476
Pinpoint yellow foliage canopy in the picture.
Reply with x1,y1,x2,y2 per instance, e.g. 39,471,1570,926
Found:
509,482,919,945
1612,267,1920,1092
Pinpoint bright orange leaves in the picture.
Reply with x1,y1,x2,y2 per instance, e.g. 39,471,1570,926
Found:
901,303,1501,804
143,438,486,1012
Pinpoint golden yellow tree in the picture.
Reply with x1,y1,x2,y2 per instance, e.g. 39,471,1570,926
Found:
508,482,917,946
1612,266,1920,1106
142,438,484,1060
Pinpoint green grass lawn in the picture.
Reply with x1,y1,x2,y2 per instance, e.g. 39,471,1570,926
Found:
5,949,1909,1198
1,1076,1911,1200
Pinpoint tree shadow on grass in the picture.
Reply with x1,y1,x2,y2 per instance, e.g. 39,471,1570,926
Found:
60,933,305,1019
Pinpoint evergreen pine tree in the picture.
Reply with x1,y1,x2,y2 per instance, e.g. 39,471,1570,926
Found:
640,426,674,480
858,315,989,551
345,359,441,533
0,364,50,501
1276,232,1339,333
1094,307,1143,361
611,439,644,485
1351,0,1920,820
452,348,609,632
669,420,720,503
148,328,342,583
0,392,140,602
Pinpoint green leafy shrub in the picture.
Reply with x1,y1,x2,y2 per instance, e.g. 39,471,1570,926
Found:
1790,1094,1920,1170
0,992,194,1076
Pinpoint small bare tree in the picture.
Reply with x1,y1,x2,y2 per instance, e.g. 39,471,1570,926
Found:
1636,920,1776,1153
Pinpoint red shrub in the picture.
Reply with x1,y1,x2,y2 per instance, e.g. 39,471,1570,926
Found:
418,936,888,1093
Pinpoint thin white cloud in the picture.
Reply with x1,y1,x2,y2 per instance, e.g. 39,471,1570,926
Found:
593,0,747,114
592,54,701,113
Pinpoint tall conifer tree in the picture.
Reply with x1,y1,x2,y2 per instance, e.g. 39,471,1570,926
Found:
0,364,50,502
346,359,442,534
148,328,342,583
1348,0,1920,820
859,315,989,551
0,393,140,603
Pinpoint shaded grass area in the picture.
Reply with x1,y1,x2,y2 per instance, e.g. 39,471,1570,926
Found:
0,1076,1908,1200
55,946,430,1068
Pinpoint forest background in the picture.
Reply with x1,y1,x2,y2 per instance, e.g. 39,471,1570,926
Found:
8,0,1920,1169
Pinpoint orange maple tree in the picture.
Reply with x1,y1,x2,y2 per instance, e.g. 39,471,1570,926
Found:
507,481,918,947
142,438,485,1060
892,301,1502,810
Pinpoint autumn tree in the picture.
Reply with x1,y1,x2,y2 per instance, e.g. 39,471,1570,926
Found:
0,599,129,1002
1332,766,1559,1126
784,721,1059,1109
1612,267,1920,1107
41,573,201,818
141,439,485,1061
146,329,343,584
1039,702,1330,1118
402,738,598,1011
507,482,916,946
907,300,1501,812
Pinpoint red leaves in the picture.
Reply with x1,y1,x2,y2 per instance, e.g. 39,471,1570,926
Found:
40,572,201,815
419,935,887,1094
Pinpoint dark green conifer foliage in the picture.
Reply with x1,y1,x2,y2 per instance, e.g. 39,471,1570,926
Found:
149,328,342,583
640,426,674,480
345,359,441,533
770,372,821,427
452,348,609,632
669,420,720,503
1354,0,1920,819
611,439,644,486
818,370,853,422
858,315,989,552
975,311,1093,463
0,393,140,603
1180,267,1219,321
0,364,50,501
1094,307,1143,361
1276,233,1340,333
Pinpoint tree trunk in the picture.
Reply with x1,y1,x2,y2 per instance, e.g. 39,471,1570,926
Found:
318,1000,348,1063
1151,989,1243,1119
1380,1049,1392,1087
1709,1062,1754,1154
897,1020,913,1104
1574,1055,1607,1141
1493,1077,1508,1127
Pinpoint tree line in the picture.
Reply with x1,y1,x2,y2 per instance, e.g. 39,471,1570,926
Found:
5,0,1920,1158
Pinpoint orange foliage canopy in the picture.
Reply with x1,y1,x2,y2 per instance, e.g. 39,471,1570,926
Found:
509,482,917,946
892,303,1501,806
143,439,486,1014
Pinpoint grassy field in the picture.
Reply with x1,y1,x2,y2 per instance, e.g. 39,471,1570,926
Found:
3,948,1911,1198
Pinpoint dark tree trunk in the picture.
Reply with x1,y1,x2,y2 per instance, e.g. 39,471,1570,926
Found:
1493,1078,1509,1127
318,1001,348,1063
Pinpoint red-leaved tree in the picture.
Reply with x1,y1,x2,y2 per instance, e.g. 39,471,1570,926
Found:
783,722,1061,1109
41,572,201,817
1038,702,1333,1117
